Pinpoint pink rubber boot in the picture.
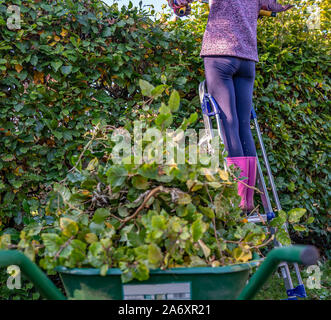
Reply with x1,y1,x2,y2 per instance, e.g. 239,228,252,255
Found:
246,157,257,211
226,157,249,210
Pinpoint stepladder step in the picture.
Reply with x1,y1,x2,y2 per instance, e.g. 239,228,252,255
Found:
246,213,267,224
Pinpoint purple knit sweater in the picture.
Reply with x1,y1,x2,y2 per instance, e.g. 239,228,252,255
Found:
200,0,293,62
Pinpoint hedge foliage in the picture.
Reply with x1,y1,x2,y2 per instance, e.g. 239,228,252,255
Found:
0,0,330,253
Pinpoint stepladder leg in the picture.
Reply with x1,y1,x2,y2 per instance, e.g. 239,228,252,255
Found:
251,107,306,299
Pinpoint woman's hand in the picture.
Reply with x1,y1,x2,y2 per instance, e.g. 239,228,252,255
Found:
260,0,294,12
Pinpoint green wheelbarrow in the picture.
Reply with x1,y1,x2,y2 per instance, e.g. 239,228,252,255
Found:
0,245,319,300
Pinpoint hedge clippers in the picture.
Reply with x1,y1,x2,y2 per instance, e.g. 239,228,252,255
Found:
168,0,194,17
168,0,277,18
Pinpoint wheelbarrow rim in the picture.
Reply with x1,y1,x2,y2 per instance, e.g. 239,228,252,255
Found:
55,259,262,276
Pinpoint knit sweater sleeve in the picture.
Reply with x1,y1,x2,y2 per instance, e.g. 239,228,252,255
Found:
259,0,294,12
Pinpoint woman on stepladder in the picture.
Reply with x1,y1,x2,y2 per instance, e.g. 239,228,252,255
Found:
170,0,294,213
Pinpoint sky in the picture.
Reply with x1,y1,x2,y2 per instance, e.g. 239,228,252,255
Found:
102,0,164,12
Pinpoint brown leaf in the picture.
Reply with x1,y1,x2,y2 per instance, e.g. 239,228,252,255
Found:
33,71,44,84
15,64,23,73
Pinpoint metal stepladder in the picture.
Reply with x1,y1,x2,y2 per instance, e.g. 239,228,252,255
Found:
198,81,307,300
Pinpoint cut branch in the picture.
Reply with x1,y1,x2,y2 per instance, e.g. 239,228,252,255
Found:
54,236,75,260
118,186,167,230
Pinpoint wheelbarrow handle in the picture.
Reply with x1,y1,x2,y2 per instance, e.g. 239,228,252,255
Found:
238,245,319,300
0,250,66,300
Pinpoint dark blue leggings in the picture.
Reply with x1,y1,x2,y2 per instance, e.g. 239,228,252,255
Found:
204,56,257,157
